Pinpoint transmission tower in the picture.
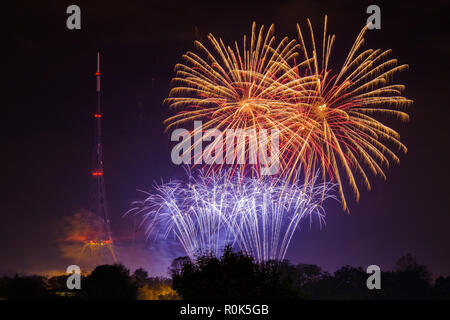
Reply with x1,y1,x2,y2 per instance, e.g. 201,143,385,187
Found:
83,52,116,263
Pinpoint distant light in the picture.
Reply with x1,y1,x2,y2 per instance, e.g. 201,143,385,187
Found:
94,113,102,118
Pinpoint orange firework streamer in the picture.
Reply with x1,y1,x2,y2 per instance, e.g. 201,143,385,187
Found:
283,16,413,210
164,22,317,177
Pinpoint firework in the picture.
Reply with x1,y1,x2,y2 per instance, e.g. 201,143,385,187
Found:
127,168,334,262
281,16,413,210
165,18,412,210
164,22,316,177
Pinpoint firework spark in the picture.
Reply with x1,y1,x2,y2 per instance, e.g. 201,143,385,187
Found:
127,169,334,262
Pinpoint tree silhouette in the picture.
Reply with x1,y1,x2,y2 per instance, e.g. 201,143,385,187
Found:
171,246,305,299
382,253,432,299
0,275,50,299
434,276,450,299
86,264,138,300
132,268,149,288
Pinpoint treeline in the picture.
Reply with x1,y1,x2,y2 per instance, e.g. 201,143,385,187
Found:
170,248,450,300
0,264,178,300
1,249,449,299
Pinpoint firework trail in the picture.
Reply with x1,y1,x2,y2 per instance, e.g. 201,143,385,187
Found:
127,169,335,262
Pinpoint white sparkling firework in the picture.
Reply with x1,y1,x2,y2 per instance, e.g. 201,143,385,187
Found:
127,168,335,262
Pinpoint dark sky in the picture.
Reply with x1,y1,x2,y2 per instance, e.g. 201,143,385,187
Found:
2,0,450,277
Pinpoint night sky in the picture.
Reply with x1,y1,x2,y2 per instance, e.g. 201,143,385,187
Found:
2,0,450,277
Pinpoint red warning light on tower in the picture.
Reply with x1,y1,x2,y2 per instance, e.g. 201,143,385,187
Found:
92,170,103,176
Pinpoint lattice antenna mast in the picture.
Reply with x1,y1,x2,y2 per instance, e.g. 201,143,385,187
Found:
92,52,113,245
